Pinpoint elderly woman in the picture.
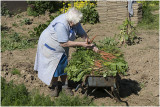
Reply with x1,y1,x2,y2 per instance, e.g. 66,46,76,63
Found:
34,7,98,97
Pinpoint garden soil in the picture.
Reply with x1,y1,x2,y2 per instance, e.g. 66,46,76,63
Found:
1,11,159,106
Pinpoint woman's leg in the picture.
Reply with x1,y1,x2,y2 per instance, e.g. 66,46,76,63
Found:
51,77,58,87
50,77,59,97
60,75,73,96
60,75,67,86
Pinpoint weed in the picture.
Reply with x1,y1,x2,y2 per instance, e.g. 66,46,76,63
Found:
11,68,21,75
55,91,95,106
1,77,54,106
27,1,63,16
16,14,22,18
1,77,95,106
1,31,36,52
1,3,12,17
115,18,137,45
139,82,145,89
137,1,159,30
12,22,18,27
80,2,99,24
24,18,32,25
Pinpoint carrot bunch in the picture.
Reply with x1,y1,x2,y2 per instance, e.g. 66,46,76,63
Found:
94,60,103,68
98,50,116,61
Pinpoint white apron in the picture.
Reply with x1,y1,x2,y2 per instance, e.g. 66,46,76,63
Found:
34,14,76,86
34,29,65,85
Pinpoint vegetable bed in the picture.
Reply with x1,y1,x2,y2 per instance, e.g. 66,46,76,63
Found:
65,37,128,82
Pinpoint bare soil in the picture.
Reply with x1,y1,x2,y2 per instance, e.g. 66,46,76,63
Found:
1,11,159,106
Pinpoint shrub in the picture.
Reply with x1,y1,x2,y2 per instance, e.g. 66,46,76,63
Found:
27,1,63,16
29,12,61,38
60,1,99,24
55,91,95,106
1,77,95,106
1,32,36,52
1,77,30,106
1,3,12,16
137,1,159,29
1,77,54,106
80,3,99,24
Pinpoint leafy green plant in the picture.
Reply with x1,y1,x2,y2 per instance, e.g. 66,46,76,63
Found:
116,18,137,45
27,1,63,16
11,68,21,75
12,22,18,27
55,91,95,106
1,77,30,106
137,1,159,29
1,77,95,106
29,12,60,38
1,77,54,106
1,3,12,16
80,3,99,24
65,37,128,82
1,32,36,52
24,18,32,25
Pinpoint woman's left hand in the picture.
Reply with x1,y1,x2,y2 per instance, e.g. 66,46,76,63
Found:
92,46,99,53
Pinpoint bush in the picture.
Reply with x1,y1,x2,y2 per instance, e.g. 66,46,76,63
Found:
55,91,95,106
29,12,61,38
1,77,30,106
137,1,159,29
80,3,99,24
27,1,63,16
1,3,12,16
1,77,54,106
1,77,95,106
1,32,36,52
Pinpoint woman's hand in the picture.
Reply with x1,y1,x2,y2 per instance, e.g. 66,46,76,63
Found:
92,46,99,53
81,42,94,48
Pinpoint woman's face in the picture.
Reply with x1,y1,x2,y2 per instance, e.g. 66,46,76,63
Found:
69,22,78,27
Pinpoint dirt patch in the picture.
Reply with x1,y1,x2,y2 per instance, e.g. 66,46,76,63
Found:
1,11,159,106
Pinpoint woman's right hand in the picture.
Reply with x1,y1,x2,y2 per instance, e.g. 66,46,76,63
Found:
81,42,94,49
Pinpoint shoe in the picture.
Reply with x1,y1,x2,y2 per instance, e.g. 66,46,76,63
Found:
63,87,74,96
51,85,59,97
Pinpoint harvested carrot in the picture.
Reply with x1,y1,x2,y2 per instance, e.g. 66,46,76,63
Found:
90,35,97,44
87,35,97,44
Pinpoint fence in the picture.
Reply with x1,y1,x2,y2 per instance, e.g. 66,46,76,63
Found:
97,1,142,26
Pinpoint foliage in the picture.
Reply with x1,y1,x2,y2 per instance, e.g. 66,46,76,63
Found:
1,77,30,106
137,1,159,29
60,1,99,24
116,18,137,45
1,77,95,106
1,32,36,52
60,1,96,13
1,3,12,16
1,77,54,106
80,3,99,24
29,12,61,38
65,37,128,82
23,18,32,25
54,91,95,106
11,68,21,75
65,47,97,82
27,1,63,16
